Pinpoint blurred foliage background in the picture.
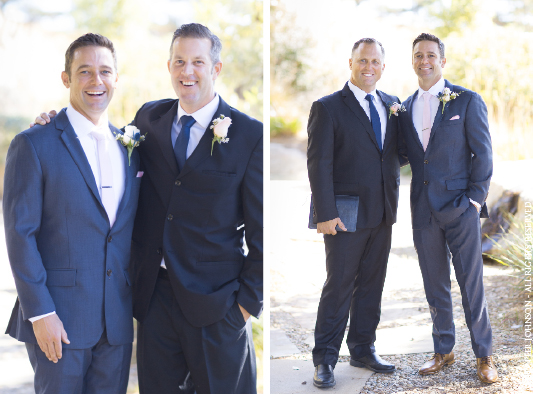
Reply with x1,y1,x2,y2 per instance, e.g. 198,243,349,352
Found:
270,0,533,163
0,0,263,195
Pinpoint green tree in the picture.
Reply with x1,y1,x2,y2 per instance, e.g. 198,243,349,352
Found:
385,0,480,38
270,1,315,133
493,0,533,31
193,0,263,120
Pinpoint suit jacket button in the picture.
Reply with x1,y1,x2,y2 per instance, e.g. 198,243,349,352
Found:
157,248,162,255
167,214,173,221
107,236,112,242
424,160,429,164
424,181,429,185
175,180,181,186
107,269,112,277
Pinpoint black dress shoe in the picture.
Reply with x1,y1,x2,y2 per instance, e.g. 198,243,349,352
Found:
313,364,336,388
350,353,395,373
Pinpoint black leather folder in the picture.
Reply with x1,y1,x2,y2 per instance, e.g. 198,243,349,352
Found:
308,195,359,232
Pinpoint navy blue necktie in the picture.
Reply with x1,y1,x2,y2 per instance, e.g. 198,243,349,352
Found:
365,94,382,152
174,115,196,172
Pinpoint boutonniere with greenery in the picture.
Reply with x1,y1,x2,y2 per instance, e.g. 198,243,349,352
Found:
387,102,406,119
437,88,461,114
114,125,146,165
210,115,231,155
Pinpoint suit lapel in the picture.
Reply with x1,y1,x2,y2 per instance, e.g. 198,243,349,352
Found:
150,100,180,174
57,110,102,206
177,97,232,178
427,79,451,148
110,125,135,226
406,91,424,151
341,83,380,152
376,90,392,149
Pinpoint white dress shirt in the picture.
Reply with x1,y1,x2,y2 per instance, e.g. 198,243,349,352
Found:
160,94,220,269
30,105,126,323
412,77,445,146
348,80,387,147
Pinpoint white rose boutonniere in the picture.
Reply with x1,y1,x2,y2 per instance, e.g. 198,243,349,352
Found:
387,102,406,119
114,125,146,165
437,88,461,114
210,115,231,155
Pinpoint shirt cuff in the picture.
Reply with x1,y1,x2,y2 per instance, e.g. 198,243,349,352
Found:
469,198,481,210
29,311,56,323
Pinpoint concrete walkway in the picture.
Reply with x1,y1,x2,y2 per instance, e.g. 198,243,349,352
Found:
269,141,507,393
270,179,437,392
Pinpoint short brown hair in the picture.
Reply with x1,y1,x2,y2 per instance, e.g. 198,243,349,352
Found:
64,33,117,78
169,23,222,65
352,38,385,59
412,33,445,58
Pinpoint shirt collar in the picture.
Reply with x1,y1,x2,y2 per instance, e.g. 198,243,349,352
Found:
418,77,445,100
66,104,110,138
177,94,220,129
348,80,379,103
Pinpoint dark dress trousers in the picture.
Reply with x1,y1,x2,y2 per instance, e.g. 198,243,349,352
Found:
130,97,263,394
308,83,407,367
3,109,141,394
398,79,493,357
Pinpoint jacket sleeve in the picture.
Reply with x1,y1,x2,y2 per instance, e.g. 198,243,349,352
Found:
464,92,493,205
3,133,56,320
307,100,338,222
236,135,263,318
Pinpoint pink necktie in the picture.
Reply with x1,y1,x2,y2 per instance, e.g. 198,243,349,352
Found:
91,130,116,227
422,92,431,151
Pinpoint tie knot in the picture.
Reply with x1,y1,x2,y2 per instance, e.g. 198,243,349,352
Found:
422,92,432,102
365,94,374,102
181,115,196,129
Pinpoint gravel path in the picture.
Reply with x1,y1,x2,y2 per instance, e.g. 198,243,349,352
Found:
271,270,533,393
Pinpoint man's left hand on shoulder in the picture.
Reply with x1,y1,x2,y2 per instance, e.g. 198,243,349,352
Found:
238,304,251,322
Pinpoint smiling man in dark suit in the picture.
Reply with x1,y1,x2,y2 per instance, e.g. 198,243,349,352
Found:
4,33,141,394
398,33,497,383
307,38,407,388
129,23,262,394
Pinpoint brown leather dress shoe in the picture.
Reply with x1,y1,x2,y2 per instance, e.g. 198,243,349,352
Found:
477,356,498,383
418,352,455,375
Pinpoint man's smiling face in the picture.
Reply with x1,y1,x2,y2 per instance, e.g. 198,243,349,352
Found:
168,37,222,114
349,42,385,93
61,45,118,124
412,40,446,88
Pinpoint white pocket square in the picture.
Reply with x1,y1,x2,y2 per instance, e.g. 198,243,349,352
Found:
136,171,144,178
449,115,460,120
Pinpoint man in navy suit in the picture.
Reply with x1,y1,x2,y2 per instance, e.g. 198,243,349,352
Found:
4,34,140,394
398,33,497,383
307,38,407,388
129,23,262,394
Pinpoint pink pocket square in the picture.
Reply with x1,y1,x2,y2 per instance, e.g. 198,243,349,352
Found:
449,115,460,120
136,171,144,178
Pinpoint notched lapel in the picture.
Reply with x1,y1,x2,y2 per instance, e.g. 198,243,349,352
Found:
150,100,180,174
57,110,102,206
406,91,424,151
341,84,380,152
377,90,393,149
112,125,136,226
177,98,233,178
428,80,453,147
